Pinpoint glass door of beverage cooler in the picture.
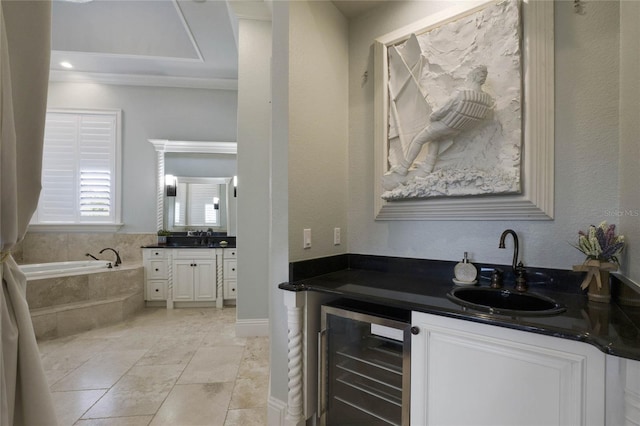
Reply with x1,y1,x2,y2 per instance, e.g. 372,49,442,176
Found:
320,300,411,426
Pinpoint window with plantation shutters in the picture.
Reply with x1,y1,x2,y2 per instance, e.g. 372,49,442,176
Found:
31,110,121,228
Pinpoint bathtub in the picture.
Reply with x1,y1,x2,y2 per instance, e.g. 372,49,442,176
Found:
22,261,145,339
20,260,111,280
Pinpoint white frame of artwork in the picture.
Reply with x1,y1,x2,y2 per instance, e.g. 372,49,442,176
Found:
374,0,554,220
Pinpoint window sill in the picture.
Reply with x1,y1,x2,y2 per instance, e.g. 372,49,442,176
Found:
28,223,124,233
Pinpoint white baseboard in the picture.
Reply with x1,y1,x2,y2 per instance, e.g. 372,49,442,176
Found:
267,395,287,426
235,318,269,337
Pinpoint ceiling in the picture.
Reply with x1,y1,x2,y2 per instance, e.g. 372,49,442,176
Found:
50,0,384,90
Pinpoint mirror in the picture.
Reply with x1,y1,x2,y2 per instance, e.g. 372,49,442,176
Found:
165,177,233,232
149,139,238,236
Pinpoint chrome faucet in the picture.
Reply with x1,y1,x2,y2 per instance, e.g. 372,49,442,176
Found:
99,247,122,267
498,229,527,292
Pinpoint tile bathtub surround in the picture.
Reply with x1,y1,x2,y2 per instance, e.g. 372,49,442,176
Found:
20,232,157,265
29,266,145,340
39,307,269,426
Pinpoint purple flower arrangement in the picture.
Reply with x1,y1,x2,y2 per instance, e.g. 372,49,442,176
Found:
575,221,625,265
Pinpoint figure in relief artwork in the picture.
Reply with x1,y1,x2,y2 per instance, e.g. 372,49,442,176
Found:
378,0,522,201
383,66,495,191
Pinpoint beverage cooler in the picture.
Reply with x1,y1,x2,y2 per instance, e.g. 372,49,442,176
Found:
319,299,412,426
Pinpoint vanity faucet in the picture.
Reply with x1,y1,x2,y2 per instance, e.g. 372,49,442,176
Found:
99,247,122,267
498,229,527,292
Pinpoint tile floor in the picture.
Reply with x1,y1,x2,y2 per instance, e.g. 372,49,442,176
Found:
37,307,269,426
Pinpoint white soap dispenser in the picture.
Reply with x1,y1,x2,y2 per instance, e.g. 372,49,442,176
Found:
453,252,478,285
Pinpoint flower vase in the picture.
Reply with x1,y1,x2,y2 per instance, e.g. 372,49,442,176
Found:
586,269,611,303
158,236,167,245
573,260,617,303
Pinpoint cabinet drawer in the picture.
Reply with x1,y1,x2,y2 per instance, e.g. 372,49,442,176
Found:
224,280,237,299
145,249,166,259
148,260,167,279
224,260,237,279
174,249,215,260
224,249,237,259
146,280,167,300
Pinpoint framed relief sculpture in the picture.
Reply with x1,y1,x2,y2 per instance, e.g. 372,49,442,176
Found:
374,0,554,220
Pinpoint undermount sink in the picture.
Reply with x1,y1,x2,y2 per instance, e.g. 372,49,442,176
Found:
447,286,566,316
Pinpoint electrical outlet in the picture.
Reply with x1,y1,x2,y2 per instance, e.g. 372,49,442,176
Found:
303,228,312,249
334,227,341,245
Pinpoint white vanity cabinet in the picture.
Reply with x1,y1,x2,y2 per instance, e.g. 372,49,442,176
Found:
223,249,237,300
172,249,216,302
143,249,168,301
410,311,605,426
606,355,640,425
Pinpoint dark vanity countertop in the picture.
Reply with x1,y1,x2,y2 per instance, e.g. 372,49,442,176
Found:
279,256,640,361
144,235,236,249
143,244,236,249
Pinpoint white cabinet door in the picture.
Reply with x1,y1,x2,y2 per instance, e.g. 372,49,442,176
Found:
606,355,640,425
172,250,218,302
411,311,605,426
173,260,195,301
194,260,216,301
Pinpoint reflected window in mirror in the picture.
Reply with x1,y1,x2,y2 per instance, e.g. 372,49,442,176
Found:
163,176,232,232
174,182,221,227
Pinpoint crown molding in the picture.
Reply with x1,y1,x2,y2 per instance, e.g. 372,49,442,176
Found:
49,70,238,91
228,0,272,21
149,139,237,155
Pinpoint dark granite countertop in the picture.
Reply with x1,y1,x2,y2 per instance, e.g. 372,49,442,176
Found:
144,235,236,249
143,244,236,249
279,254,640,361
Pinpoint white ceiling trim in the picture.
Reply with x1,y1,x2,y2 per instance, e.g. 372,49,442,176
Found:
49,70,238,91
173,0,205,62
52,49,205,64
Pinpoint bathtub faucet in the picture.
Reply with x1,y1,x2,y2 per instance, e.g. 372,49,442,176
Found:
85,253,99,261
99,247,122,267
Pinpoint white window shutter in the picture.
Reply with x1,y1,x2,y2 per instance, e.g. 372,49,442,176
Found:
34,110,119,225
38,113,79,222
78,115,115,220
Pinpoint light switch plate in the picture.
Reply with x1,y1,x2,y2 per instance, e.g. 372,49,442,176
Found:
303,228,311,248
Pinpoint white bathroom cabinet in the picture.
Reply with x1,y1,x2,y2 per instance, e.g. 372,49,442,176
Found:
605,354,640,425
143,249,168,301
143,247,237,307
223,249,237,300
410,311,605,426
173,249,216,302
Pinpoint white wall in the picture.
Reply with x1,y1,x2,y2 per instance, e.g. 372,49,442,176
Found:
287,1,349,262
46,82,238,233
347,1,621,271
236,17,272,324
165,153,237,178
270,0,290,407
619,1,640,284
271,0,638,417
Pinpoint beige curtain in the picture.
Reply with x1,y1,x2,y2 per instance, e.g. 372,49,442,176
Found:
0,1,56,425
